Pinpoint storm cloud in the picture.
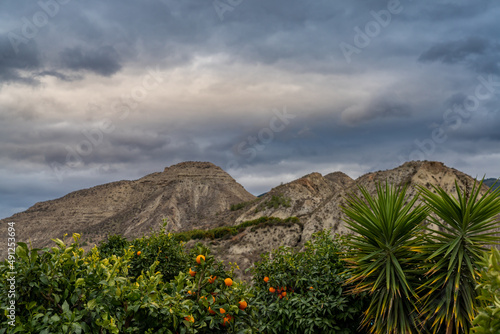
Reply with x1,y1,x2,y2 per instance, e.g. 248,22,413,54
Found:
1,0,500,218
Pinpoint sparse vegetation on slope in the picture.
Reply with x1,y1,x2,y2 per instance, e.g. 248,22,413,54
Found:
255,194,291,213
173,216,301,242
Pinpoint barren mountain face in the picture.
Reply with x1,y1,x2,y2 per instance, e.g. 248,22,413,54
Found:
1,161,498,279
0,162,256,258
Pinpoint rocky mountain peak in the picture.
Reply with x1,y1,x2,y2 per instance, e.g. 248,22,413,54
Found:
163,161,222,173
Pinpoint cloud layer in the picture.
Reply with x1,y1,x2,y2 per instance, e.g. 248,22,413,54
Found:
1,0,500,218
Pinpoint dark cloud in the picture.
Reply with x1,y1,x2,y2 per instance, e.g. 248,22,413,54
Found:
0,36,41,84
419,37,489,64
35,70,78,81
1,0,500,217
419,37,500,75
59,46,122,76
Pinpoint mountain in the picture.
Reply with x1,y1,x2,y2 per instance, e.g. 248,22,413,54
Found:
183,161,498,276
484,178,500,191
0,162,255,258
1,160,498,278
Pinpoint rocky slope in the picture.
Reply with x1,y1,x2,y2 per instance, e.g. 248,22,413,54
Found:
1,160,498,279
202,161,498,277
0,162,256,257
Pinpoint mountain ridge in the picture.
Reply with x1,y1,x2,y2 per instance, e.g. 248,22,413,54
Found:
1,160,498,277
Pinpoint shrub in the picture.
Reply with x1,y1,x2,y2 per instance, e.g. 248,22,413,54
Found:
250,230,366,333
341,183,428,334
173,216,301,242
255,194,291,212
418,180,500,333
0,235,254,333
97,234,130,258
230,201,251,211
128,229,189,282
471,248,500,333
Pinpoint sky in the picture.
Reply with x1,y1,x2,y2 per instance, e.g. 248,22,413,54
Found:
1,0,500,219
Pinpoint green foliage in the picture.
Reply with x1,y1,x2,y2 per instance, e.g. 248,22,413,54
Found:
97,234,130,258
129,229,189,282
230,200,255,211
173,216,301,242
471,248,500,333
250,231,367,333
341,183,429,334
255,194,291,212
0,235,254,333
417,180,500,334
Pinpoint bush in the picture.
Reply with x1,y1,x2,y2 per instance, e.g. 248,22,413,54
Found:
230,201,252,211
97,234,130,258
250,230,366,333
173,216,301,242
129,229,189,282
471,248,500,333
0,235,254,333
255,194,291,212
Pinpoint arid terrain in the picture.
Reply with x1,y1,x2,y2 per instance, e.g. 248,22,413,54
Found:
1,160,498,277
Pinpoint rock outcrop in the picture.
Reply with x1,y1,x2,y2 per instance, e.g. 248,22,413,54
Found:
1,160,498,279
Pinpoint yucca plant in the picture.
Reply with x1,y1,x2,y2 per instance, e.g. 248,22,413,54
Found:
341,182,429,333
417,179,500,334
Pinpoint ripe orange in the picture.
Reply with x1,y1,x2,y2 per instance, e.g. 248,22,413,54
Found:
222,315,233,326
208,275,217,283
189,268,196,277
196,254,205,264
279,295,283,299
263,276,269,283
238,300,248,310
309,286,314,290
184,315,194,323
137,251,141,256
281,291,287,297
188,290,193,295
269,287,276,293
220,308,226,314
224,278,233,286
208,307,216,315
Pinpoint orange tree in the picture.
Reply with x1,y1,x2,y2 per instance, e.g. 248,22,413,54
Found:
0,235,255,333
97,227,190,283
250,230,366,334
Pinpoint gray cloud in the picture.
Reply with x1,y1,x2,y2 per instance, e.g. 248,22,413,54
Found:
419,37,489,64
1,0,500,218
419,37,500,75
59,46,122,76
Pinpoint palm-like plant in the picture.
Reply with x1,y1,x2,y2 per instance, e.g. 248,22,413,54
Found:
417,180,500,334
341,183,428,333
